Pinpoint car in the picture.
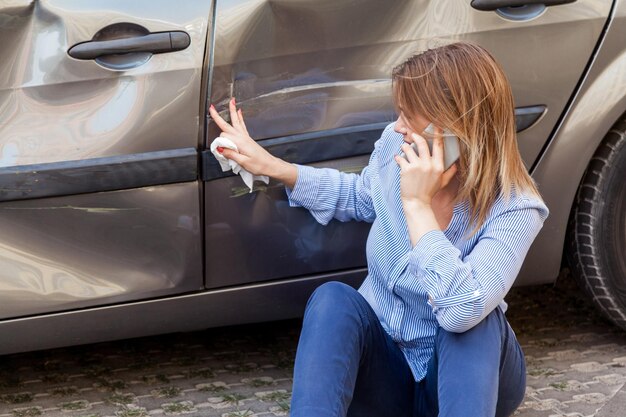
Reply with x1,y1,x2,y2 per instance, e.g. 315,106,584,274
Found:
0,0,624,354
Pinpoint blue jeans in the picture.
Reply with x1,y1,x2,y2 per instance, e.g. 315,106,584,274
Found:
291,282,526,417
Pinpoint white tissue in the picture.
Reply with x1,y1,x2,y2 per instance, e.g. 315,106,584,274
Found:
210,137,269,192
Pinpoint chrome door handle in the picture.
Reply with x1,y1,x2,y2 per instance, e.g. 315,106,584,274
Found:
470,0,576,11
68,31,190,60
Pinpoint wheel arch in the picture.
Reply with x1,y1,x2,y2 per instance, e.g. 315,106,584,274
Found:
518,3,626,285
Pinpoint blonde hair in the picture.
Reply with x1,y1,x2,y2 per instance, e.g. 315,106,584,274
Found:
392,41,542,234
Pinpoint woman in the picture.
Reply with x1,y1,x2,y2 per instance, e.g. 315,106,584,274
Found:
209,42,548,417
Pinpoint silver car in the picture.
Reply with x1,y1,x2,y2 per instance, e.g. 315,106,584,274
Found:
0,0,624,354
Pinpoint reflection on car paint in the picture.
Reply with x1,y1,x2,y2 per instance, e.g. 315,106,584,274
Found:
0,183,202,319
0,1,208,168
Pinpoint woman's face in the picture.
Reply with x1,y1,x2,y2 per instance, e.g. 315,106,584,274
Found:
393,111,430,143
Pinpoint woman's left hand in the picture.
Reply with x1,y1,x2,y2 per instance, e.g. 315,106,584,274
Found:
393,128,458,208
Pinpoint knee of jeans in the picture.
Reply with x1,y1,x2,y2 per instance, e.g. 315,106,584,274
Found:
304,282,362,322
435,307,504,350
307,281,358,309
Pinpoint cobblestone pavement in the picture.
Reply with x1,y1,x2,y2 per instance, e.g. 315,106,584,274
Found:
1,272,626,417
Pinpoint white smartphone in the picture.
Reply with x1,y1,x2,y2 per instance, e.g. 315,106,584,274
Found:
400,123,460,170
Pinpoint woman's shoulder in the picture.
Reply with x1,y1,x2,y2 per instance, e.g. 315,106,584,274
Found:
366,122,404,168
491,187,549,221
373,122,403,151
380,121,398,138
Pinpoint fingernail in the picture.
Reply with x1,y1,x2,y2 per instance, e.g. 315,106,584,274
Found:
217,147,224,153
210,104,215,110
231,97,235,104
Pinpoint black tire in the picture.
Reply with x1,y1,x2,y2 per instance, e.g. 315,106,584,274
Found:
566,118,626,330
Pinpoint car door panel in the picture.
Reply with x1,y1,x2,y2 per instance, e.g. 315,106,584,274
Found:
204,0,612,289
0,182,202,320
205,153,372,288
207,0,611,165
0,0,213,318
0,1,211,166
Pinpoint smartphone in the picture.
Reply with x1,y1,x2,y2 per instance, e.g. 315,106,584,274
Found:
400,123,460,170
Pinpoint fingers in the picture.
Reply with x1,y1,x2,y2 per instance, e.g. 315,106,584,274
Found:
229,98,243,132
209,104,236,134
394,154,409,169
211,98,249,137
220,147,246,165
401,143,419,163
238,109,249,135
401,131,448,175
430,134,445,164
411,133,431,160
441,163,458,187
219,131,235,141
414,129,446,172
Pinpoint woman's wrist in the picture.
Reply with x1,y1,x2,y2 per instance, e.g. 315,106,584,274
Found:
403,200,434,226
403,199,439,247
402,198,432,213
269,157,298,189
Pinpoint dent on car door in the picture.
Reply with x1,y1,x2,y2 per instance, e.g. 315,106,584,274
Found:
0,1,213,319
202,0,612,289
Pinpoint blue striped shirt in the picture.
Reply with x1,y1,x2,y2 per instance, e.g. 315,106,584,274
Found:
286,123,549,381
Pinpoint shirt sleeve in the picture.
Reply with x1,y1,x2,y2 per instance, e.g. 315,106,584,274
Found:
408,196,549,333
285,154,377,226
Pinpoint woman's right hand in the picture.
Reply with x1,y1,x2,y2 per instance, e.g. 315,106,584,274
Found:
209,98,297,188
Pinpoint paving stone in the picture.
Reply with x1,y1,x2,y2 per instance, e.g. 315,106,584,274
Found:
570,363,610,373
596,384,626,417
548,350,585,361
0,275,625,416
593,374,626,386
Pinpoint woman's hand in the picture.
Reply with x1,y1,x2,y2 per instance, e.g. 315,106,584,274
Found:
393,128,458,209
394,127,458,246
209,98,297,188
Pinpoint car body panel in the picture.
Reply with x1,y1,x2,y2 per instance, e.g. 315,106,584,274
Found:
0,0,212,317
522,0,626,285
205,155,371,288
0,269,367,355
0,0,211,165
207,0,610,165
0,0,623,353
0,182,202,320
204,0,611,289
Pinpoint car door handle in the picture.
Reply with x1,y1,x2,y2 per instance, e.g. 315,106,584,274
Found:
68,31,190,60
471,0,576,11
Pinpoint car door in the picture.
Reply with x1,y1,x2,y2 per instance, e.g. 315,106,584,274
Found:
203,0,612,289
0,0,213,318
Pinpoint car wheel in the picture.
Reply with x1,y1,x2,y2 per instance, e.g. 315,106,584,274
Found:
566,118,626,330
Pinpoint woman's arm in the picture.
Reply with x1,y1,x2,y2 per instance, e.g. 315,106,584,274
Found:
395,130,458,242
394,129,548,332
209,99,298,188
209,99,377,224
409,198,548,333
286,163,377,225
